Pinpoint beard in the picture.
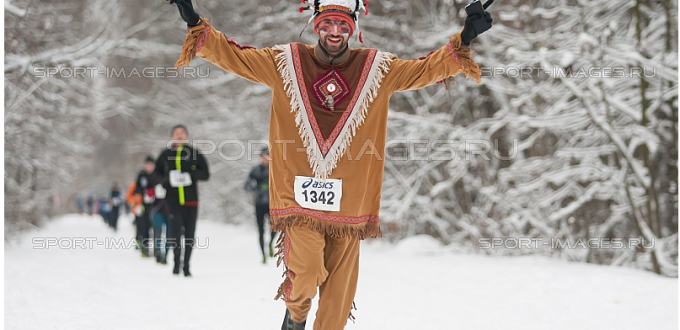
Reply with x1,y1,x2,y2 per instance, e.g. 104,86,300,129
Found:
320,34,349,57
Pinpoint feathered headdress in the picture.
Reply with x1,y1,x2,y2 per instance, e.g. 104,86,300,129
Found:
298,0,369,43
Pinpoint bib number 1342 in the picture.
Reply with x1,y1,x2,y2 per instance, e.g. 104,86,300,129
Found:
294,176,342,212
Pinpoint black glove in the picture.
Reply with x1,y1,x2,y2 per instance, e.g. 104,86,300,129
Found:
167,0,200,26
461,1,493,45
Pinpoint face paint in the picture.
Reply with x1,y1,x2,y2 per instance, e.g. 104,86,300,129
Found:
317,19,352,36
315,17,353,57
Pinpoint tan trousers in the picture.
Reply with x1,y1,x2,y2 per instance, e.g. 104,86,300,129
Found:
282,223,360,330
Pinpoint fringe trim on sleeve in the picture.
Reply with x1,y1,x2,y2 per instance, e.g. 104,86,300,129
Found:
443,32,482,87
174,18,210,69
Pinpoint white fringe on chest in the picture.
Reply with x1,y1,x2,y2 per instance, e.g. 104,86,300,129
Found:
274,44,392,179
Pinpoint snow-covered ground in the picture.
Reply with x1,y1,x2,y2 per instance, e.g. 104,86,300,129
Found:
5,214,678,330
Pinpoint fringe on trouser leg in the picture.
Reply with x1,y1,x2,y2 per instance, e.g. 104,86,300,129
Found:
274,230,294,301
348,301,357,323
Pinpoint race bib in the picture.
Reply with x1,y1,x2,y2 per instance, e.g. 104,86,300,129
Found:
294,176,342,212
133,205,143,216
155,184,167,199
143,193,154,204
169,170,192,187
111,197,122,206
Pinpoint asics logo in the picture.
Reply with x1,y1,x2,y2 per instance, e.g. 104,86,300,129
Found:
301,178,334,189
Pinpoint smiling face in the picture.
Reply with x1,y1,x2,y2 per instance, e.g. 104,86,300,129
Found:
316,18,353,56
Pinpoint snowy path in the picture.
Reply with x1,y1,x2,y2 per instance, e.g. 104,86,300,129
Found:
5,214,678,330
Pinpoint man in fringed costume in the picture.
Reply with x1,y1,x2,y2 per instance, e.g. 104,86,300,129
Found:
166,0,492,328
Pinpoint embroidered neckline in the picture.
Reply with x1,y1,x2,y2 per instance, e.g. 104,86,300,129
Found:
294,45,375,155
275,43,392,179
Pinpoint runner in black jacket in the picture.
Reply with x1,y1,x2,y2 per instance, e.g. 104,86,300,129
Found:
154,124,210,276
134,156,157,258
109,183,122,231
244,148,277,264
136,155,171,263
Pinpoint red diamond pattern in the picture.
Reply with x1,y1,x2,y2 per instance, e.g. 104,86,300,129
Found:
311,67,350,111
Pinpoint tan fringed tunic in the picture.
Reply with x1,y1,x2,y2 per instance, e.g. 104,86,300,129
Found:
176,18,481,240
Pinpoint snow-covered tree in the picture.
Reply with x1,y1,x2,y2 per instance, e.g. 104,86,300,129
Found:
5,0,677,276
377,0,678,276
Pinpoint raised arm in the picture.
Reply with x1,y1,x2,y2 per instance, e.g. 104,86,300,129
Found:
383,1,493,92
384,33,482,93
168,1,280,86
